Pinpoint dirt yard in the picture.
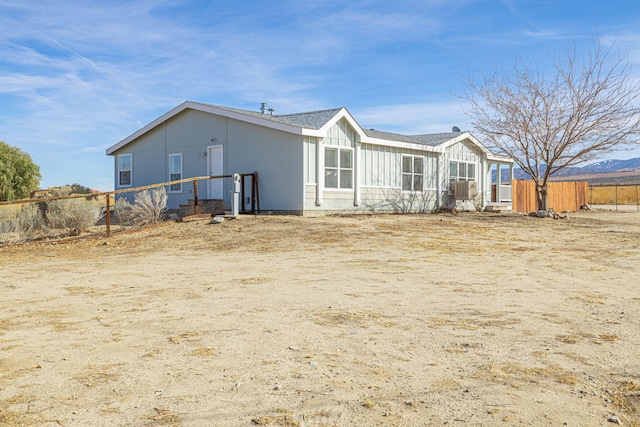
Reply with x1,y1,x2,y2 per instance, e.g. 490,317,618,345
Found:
1,210,639,426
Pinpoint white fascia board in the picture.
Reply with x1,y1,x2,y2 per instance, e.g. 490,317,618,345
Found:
106,101,305,155
438,132,491,155
487,154,515,163
438,131,514,163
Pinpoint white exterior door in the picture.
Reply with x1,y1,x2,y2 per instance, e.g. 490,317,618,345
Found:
208,145,223,199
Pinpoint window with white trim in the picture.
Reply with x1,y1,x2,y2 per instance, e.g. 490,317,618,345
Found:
325,147,353,189
118,154,132,187
169,153,182,192
402,155,423,191
449,161,475,182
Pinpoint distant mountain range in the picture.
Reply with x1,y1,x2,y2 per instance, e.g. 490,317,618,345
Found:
513,157,640,184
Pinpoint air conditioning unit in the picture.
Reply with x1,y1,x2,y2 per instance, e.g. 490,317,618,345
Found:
451,180,478,200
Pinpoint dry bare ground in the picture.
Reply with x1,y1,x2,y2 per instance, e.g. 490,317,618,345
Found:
1,210,639,426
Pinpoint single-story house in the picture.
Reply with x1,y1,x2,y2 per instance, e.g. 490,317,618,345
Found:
106,101,514,215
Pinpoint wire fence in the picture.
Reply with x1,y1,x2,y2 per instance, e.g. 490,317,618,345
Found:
0,173,259,246
588,183,640,212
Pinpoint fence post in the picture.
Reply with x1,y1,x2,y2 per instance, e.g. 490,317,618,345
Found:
105,194,111,237
193,180,199,216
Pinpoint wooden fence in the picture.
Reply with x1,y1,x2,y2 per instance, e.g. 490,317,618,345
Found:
512,180,588,213
0,173,259,239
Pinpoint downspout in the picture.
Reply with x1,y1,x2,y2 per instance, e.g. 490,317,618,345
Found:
354,143,361,207
496,164,502,203
316,138,324,206
436,153,442,207
481,157,487,209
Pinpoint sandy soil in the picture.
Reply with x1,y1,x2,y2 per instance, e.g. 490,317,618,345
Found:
1,211,640,426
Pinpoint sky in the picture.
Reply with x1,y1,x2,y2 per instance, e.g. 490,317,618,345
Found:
2,0,640,191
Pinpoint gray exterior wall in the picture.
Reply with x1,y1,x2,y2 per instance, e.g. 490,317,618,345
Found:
112,109,305,212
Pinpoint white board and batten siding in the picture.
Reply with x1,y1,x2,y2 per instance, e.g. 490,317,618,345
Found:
359,144,440,211
303,118,444,213
303,119,360,212
441,140,484,209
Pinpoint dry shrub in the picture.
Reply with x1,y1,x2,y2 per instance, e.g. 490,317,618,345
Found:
0,214,18,244
116,188,167,228
113,197,134,226
46,198,103,236
17,203,45,240
0,203,45,243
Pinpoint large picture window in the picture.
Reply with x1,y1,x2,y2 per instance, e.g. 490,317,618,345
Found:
402,155,424,191
450,161,475,182
118,154,132,187
169,153,182,192
325,147,353,189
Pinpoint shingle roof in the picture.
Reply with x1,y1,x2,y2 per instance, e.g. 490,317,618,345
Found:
363,129,421,144
275,108,344,129
195,102,466,146
409,132,463,146
364,129,464,146
108,100,485,156
195,102,343,130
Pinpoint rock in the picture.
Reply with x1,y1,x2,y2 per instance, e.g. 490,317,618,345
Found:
103,241,109,246
537,210,548,218
608,415,623,425
309,361,318,366
167,213,180,221
210,216,225,224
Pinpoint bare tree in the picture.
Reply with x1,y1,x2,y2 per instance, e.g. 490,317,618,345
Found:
462,40,640,210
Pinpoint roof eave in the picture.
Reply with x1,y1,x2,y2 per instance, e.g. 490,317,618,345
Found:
487,154,515,163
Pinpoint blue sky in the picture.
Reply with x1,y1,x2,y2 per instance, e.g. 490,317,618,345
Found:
2,0,640,191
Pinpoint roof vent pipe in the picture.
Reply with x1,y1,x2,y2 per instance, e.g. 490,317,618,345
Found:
260,103,268,114
452,126,461,133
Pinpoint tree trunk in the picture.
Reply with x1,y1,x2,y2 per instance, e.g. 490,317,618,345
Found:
536,183,548,211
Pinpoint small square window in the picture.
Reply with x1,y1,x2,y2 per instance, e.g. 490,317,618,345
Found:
169,154,182,192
